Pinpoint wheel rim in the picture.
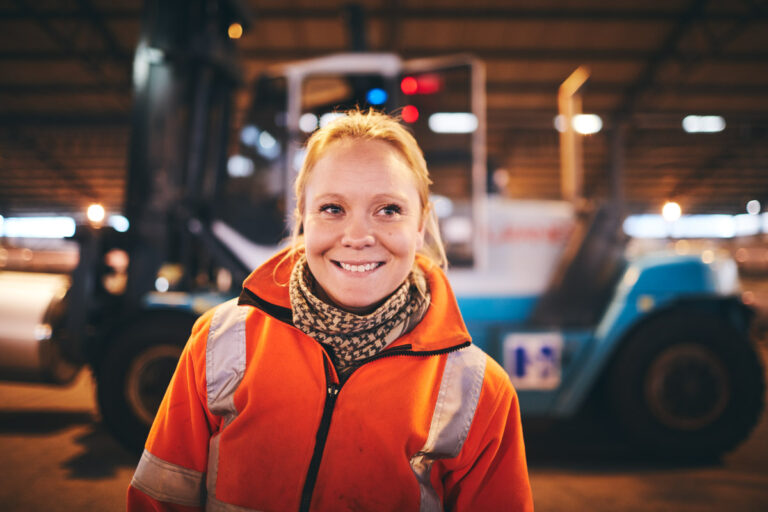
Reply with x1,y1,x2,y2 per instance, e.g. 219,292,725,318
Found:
644,343,730,431
126,345,182,426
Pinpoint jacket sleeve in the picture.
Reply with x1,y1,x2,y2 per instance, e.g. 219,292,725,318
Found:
442,360,534,511
127,311,219,511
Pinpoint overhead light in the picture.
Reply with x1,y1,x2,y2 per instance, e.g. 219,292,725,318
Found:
553,114,603,134
299,113,318,133
430,195,454,218
108,215,130,233
682,115,725,133
240,125,260,146
622,215,669,238
623,214,758,239
746,199,761,215
257,130,280,159
227,155,254,177
228,23,243,39
572,114,602,134
87,203,106,224
259,131,276,149
734,213,761,236
319,112,344,128
442,216,473,243
1,216,76,239
293,148,307,172
662,201,681,222
155,277,170,293
428,113,478,133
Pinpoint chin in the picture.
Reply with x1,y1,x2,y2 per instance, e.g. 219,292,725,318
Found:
333,293,384,313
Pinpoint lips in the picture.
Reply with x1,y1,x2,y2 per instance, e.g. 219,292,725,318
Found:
332,260,384,273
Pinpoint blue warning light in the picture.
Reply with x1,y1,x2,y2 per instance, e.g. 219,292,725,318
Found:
366,88,388,105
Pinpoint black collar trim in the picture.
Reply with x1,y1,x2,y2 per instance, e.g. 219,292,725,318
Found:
238,287,294,326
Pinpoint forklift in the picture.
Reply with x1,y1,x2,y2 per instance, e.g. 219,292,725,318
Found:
0,0,764,458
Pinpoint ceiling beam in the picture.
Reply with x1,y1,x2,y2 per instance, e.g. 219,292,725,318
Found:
486,81,768,96
75,0,131,63
10,0,129,72
2,48,766,63
613,0,711,122
3,7,763,21
8,0,131,111
382,0,402,52
0,83,130,94
242,47,768,63
666,128,768,201
0,113,130,126
0,128,101,203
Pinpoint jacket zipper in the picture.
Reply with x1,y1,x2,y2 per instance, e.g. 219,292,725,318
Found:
298,379,339,512
296,340,470,512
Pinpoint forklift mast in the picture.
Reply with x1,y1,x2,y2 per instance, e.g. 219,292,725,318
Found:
124,0,251,305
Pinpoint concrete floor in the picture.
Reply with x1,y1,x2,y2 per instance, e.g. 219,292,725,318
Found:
0,362,766,512
526,382,768,512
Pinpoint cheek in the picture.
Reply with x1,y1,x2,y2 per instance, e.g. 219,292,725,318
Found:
381,225,422,256
303,218,331,248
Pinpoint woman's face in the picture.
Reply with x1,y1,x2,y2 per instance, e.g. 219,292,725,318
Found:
302,138,425,313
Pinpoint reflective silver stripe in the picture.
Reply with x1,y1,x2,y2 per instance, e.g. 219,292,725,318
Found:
205,299,249,509
206,298,248,419
206,432,221,503
410,345,487,512
130,449,204,507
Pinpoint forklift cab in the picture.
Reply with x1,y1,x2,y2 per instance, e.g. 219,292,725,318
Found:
213,53,492,273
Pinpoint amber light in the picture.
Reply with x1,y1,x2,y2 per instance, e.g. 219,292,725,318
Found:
228,23,243,39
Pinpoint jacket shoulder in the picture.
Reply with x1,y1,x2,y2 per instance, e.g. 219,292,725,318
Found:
478,348,516,401
187,298,242,351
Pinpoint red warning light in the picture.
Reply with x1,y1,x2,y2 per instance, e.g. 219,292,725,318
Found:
402,105,419,123
400,76,418,95
415,73,441,94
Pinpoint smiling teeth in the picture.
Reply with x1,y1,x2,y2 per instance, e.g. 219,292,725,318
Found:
340,262,379,272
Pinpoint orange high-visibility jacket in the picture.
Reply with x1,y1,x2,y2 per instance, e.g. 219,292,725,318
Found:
127,251,534,511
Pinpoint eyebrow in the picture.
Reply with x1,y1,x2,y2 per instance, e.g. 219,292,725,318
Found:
311,192,410,204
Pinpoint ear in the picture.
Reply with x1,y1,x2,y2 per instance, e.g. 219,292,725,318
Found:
416,204,429,250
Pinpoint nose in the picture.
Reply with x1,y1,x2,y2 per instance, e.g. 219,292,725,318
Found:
341,215,375,249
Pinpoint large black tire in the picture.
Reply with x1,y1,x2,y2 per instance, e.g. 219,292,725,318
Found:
607,312,765,459
96,314,194,454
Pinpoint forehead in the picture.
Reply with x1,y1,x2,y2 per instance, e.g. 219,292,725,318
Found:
306,138,418,192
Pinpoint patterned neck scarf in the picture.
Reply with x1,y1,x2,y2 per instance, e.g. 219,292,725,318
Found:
288,255,430,376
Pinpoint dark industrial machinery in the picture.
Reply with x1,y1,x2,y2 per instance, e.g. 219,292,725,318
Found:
0,0,252,452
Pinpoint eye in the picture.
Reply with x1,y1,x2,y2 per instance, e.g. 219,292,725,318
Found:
319,203,344,215
378,204,403,217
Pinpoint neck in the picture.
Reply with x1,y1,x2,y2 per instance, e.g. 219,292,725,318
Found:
312,278,394,316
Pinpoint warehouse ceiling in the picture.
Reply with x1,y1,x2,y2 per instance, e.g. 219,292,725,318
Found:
1,0,767,220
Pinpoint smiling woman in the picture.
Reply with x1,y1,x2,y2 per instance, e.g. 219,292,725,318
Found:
302,138,426,312
127,109,534,512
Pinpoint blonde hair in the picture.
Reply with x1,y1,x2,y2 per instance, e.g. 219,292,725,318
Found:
285,108,447,274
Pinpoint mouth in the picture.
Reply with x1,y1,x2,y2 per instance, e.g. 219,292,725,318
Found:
332,260,384,273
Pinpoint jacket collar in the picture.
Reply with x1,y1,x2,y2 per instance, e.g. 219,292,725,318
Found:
238,249,471,352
